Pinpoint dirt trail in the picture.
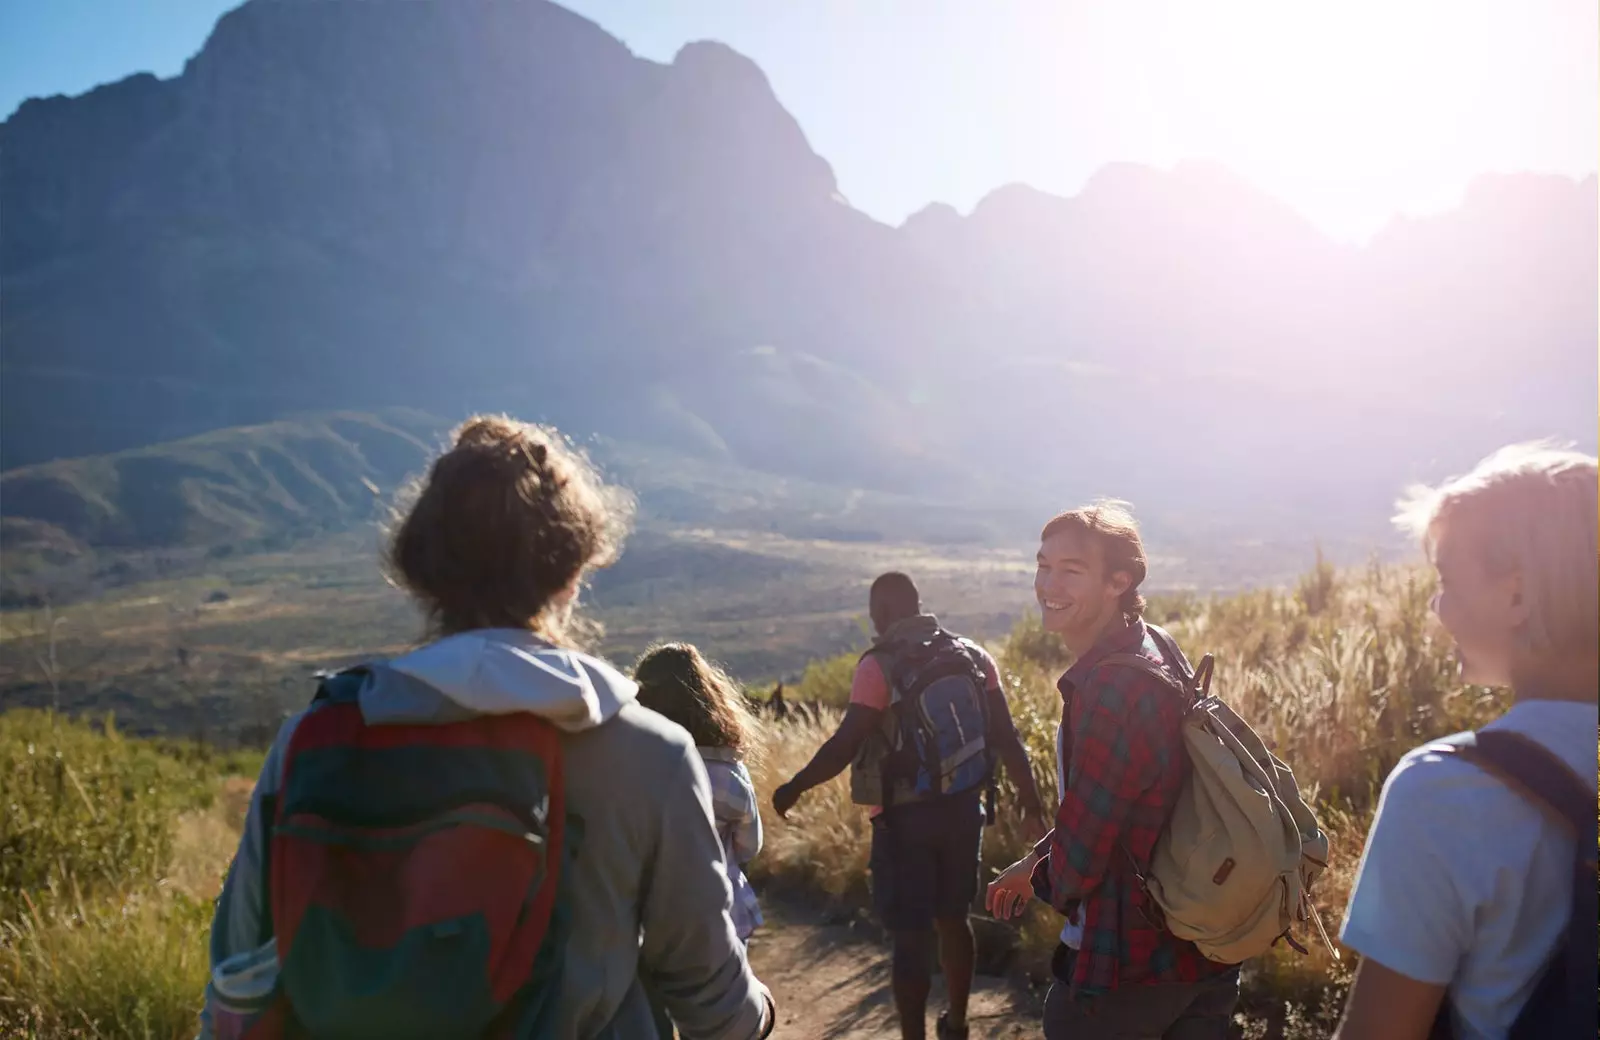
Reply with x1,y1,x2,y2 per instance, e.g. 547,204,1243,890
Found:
747,902,1040,1039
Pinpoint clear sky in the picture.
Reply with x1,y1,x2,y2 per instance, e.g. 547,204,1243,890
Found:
2,0,1594,241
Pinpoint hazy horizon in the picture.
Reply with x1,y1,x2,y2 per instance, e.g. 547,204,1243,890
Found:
3,0,1594,243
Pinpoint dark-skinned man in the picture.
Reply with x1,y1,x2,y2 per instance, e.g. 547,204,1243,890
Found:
772,572,1046,1040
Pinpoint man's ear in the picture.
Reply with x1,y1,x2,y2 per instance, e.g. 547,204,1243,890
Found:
1107,569,1133,599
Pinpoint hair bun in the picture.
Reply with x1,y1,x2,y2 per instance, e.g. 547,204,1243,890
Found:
453,415,521,450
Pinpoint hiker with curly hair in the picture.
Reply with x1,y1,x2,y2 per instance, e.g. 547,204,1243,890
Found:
200,415,774,1040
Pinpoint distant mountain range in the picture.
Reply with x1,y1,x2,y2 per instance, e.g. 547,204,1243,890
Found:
3,0,1594,541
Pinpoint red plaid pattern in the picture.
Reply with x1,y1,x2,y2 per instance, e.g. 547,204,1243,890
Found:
1029,618,1231,994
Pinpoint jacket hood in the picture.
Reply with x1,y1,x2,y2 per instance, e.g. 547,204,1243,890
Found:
359,628,638,732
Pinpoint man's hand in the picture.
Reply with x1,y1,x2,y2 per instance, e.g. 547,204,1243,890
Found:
985,851,1039,920
772,780,803,819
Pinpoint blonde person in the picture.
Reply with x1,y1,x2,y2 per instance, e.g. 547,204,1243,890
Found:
1335,443,1599,1040
201,416,774,1040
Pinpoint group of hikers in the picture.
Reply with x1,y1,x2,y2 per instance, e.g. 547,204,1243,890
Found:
198,413,1598,1040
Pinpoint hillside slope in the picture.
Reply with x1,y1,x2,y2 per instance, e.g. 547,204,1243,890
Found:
0,410,439,550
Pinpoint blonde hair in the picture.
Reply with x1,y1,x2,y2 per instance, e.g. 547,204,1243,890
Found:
1040,498,1148,620
1395,441,1598,656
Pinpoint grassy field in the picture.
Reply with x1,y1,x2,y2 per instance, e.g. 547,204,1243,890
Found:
0,555,1510,1039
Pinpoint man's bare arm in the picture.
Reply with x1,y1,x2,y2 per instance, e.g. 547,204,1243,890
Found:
772,704,882,816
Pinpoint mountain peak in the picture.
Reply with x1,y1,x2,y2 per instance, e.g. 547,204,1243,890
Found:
672,39,771,86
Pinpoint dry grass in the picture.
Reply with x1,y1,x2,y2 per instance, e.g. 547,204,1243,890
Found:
750,710,872,901
0,887,217,1040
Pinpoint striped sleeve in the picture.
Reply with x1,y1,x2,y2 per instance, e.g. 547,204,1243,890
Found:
706,759,763,864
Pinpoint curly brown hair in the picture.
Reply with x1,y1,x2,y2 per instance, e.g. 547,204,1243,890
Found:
633,642,763,764
385,415,634,644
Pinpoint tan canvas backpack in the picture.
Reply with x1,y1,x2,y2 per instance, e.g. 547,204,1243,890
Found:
1105,627,1333,964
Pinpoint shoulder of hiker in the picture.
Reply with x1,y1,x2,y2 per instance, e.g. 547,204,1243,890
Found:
603,700,709,787
848,652,891,708
1072,655,1159,715
1366,742,1517,857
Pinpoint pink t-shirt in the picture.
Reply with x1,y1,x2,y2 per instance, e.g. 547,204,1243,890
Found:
849,644,1003,813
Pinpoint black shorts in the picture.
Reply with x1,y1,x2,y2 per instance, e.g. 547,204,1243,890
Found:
869,792,984,931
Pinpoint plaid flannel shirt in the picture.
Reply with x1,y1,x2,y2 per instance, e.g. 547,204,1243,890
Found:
1028,617,1228,994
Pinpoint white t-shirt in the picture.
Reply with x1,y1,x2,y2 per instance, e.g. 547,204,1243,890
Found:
1340,700,1599,1040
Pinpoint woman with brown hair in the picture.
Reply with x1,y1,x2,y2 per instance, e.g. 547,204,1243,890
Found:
634,642,767,945
201,416,774,1040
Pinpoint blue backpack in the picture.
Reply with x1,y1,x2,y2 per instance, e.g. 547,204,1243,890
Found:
1426,729,1598,1040
867,627,994,809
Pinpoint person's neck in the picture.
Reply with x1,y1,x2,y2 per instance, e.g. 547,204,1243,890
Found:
1511,654,1599,706
1063,611,1129,660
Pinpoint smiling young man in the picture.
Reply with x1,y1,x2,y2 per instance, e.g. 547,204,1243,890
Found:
1334,444,1599,1040
984,501,1239,1040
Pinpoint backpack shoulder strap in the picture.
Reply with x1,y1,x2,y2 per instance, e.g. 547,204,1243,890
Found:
1100,652,1180,688
1144,624,1197,684
1099,650,1197,708
1429,730,1598,853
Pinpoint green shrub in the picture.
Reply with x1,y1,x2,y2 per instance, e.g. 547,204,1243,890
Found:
790,648,861,707
0,711,259,921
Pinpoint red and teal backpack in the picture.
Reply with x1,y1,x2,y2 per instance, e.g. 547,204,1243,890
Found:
231,667,575,1039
